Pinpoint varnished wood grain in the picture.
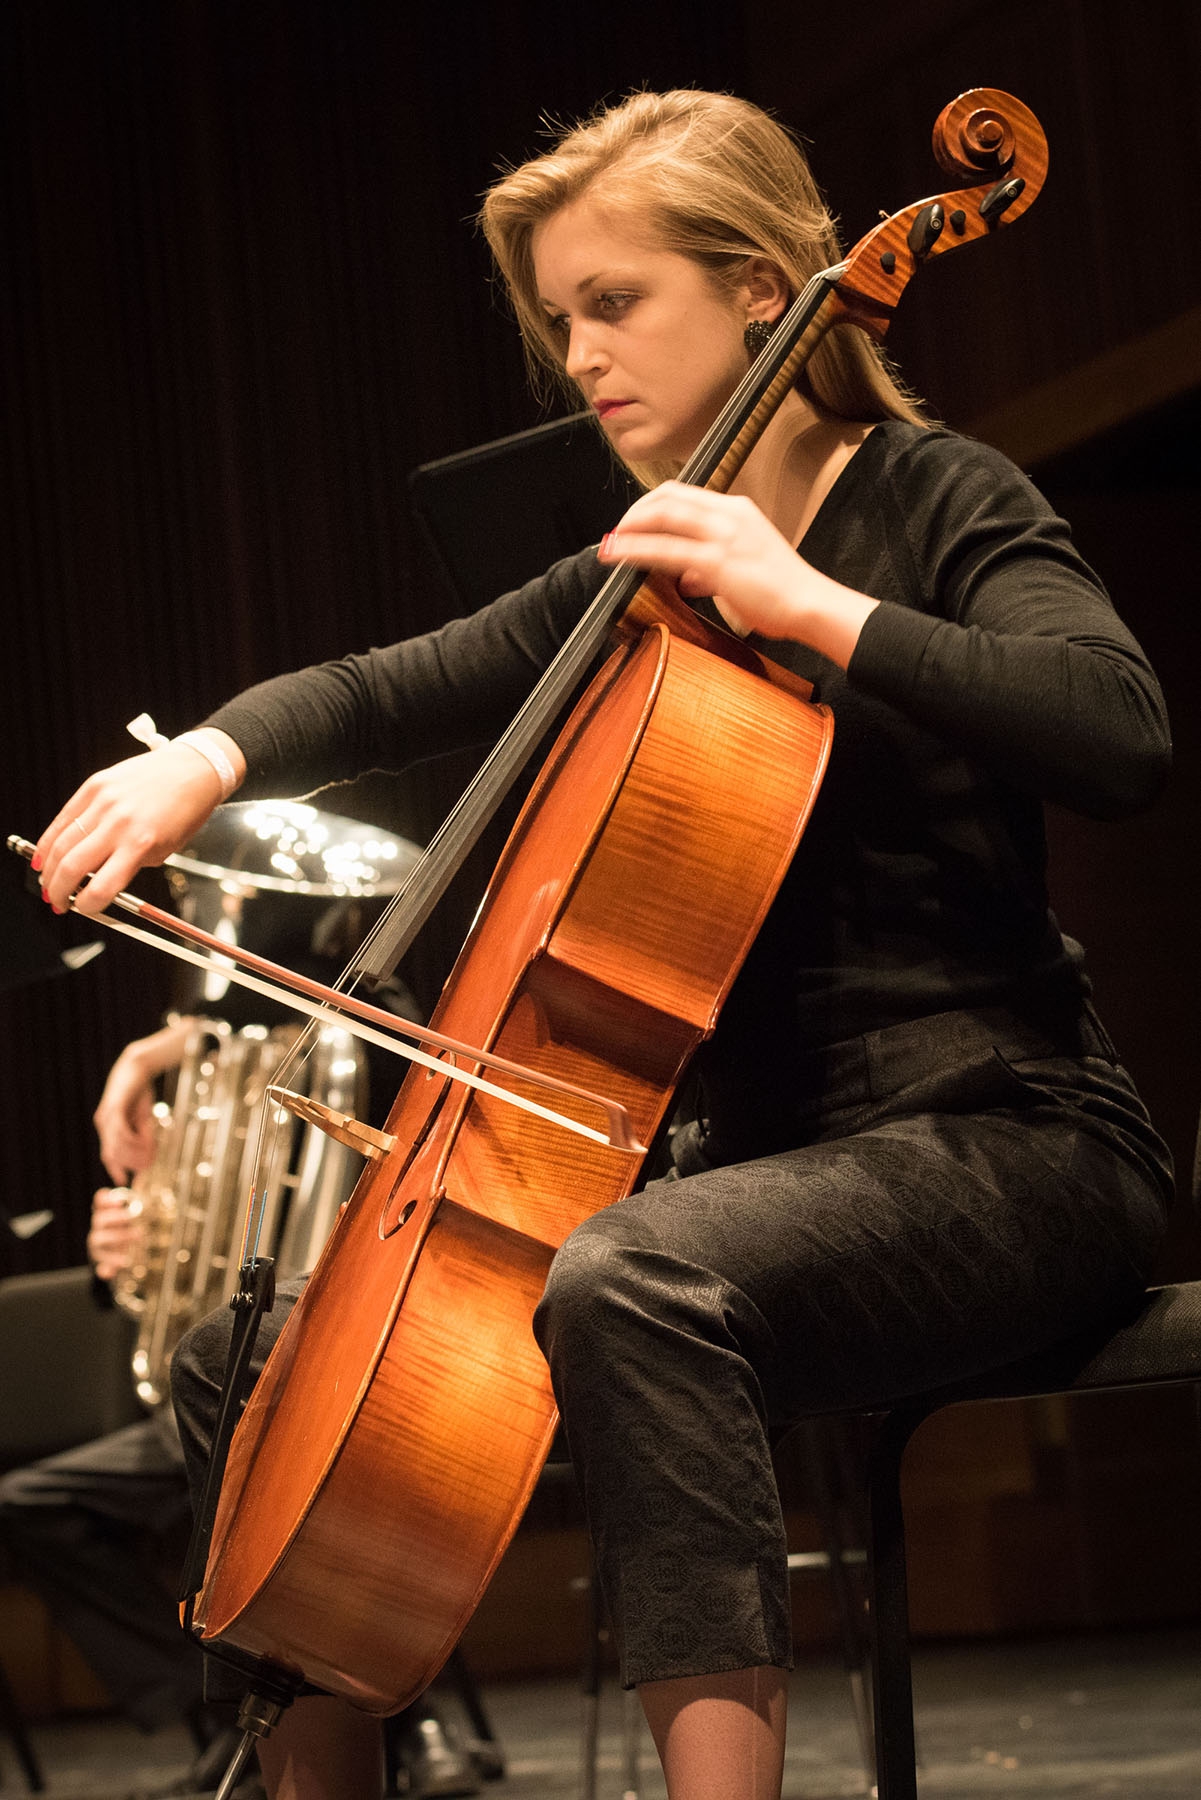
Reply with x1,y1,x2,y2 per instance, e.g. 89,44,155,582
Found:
195,612,832,1710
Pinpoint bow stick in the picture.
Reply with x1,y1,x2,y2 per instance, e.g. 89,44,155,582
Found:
7,835,644,1154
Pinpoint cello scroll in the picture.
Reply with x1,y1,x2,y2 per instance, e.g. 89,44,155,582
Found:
832,86,1048,329
704,87,1046,496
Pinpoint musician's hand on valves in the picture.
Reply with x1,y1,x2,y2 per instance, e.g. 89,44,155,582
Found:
93,1017,193,1184
598,482,879,669
87,1188,146,1281
33,730,246,916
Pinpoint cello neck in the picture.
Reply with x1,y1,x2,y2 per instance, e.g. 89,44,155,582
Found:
353,266,846,987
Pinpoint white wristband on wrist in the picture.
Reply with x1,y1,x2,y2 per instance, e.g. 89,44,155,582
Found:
126,712,169,750
171,731,240,801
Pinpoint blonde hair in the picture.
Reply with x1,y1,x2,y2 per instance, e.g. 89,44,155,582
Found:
480,89,927,487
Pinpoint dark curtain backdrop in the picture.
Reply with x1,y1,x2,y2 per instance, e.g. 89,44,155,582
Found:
0,0,750,1270
2,0,1198,1275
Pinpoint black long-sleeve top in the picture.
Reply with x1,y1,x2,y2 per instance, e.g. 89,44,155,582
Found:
205,423,1169,1134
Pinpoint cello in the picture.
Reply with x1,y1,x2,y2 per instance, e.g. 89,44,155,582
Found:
19,85,1050,1774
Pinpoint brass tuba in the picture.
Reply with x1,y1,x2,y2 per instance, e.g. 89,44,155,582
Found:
111,1016,366,1408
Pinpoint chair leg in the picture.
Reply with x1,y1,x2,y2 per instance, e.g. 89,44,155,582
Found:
579,1563,604,1800
799,1418,875,1791
0,1655,45,1793
620,1685,641,1800
574,1575,641,1800
442,1648,505,1780
862,1408,927,1800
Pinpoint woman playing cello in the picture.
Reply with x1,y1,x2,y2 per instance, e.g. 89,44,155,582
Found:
34,89,1172,1800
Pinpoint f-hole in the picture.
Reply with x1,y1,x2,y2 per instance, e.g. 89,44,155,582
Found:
378,1076,453,1238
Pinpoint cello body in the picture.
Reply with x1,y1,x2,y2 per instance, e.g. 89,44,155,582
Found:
192,598,832,1709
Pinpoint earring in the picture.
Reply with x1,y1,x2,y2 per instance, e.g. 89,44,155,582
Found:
743,318,776,357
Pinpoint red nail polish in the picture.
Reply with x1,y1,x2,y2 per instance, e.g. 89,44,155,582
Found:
599,532,617,558
30,852,42,872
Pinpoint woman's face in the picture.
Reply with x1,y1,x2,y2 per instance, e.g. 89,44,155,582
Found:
531,197,754,468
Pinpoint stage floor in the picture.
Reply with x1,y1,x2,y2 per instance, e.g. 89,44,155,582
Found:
6,1623,1201,1798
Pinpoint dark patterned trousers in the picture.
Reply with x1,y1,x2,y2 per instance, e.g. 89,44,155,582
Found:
532,1005,1171,1685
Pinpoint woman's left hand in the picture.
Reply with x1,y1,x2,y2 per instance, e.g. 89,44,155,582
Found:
598,482,877,668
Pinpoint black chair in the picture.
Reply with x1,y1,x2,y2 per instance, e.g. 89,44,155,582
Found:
820,1280,1201,1799
0,1266,142,1794
0,1267,142,1476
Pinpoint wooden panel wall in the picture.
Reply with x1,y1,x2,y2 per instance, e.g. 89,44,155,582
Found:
750,0,1201,427
754,0,1201,1271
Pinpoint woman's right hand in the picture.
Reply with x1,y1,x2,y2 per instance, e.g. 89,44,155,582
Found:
33,731,245,915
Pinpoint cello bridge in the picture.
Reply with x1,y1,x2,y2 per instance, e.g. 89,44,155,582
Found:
267,1087,396,1161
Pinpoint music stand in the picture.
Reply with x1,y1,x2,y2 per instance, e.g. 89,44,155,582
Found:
0,855,103,997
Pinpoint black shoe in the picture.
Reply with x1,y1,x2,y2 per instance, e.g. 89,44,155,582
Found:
396,1714,481,1798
